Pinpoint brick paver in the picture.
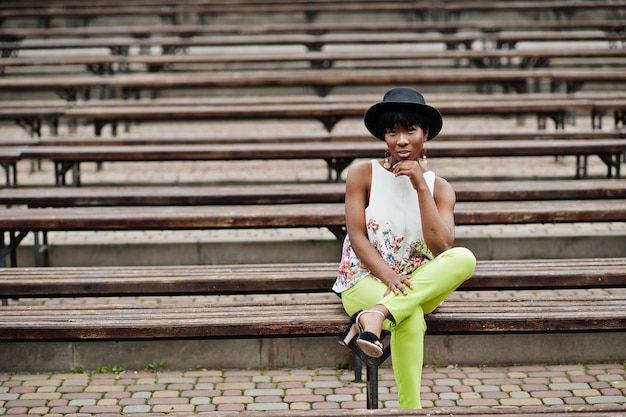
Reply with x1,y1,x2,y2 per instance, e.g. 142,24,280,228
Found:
0,364,624,415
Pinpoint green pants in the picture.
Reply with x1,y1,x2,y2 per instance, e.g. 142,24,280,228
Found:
340,246,476,409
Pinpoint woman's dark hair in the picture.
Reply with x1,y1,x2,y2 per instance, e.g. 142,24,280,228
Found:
376,105,430,137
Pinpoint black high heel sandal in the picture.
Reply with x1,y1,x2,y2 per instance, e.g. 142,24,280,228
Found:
339,309,385,358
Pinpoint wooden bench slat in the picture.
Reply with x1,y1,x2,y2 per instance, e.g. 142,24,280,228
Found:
1,18,623,38
1,179,624,207
28,129,626,146
2,258,626,298
2,48,624,72
1,200,625,231
0,30,618,50
19,140,626,160
1,296,623,340
61,99,609,125
1,0,620,18
2,68,625,94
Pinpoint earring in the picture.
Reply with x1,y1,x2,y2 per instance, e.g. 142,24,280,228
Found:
420,149,427,165
383,150,391,169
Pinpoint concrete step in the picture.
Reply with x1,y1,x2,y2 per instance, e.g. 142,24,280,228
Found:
3,287,625,372
11,222,626,267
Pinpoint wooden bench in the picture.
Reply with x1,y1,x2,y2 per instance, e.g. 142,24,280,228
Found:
1,30,621,62
2,68,625,101
1,0,621,27
60,96,626,134
1,179,624,208
2,47,624,76
33,128,626,146
1,257,625,408
4,93,626,138
14,139,626,185
1,18,623,41
3,257,625,300
2,199,626,267
0,105,66,137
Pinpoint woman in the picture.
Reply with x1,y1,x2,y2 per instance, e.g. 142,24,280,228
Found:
333,87,476,409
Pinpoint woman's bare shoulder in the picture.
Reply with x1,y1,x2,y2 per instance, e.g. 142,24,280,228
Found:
346,160,374,192
351,159,374,171
434,174,456,202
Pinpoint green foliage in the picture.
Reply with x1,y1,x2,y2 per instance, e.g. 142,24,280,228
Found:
71,363,86,373
144,360,166,373
95,364,125,374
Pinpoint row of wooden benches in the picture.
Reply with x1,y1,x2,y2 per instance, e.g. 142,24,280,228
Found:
2,19,624,41
1,138,624,186
5,128,623,146
2,197,626,267
2,178,624,207
2,30,623,62
2,129,622,181
4,47,624,76
3,92,626,139
3,0,623,27
2,67,624,105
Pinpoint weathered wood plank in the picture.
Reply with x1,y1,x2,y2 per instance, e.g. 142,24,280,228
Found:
19,140,626,161
1,15,623,38
2,48,624,73
0,296,623,340
1,258,625,298
1,179,624,207
1,200,625,231
1,68,625,96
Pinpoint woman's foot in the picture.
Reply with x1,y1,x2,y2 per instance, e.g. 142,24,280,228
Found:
355,309,386,358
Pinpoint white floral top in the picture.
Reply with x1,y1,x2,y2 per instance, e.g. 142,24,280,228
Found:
333,160,435,293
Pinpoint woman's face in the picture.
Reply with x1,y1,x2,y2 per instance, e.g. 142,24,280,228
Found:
384,123,427,164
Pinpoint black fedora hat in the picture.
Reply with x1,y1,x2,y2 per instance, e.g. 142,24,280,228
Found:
364,87,442,141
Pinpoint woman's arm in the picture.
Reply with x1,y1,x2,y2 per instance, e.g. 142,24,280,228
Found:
393,161,456,256
421,176,456,255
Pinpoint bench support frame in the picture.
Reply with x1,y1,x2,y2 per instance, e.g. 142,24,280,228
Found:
347,338,391,409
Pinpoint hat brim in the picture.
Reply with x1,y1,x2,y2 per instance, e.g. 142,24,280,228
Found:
364,101,442,141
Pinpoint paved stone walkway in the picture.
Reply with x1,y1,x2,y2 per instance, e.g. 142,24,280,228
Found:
1,363,625,414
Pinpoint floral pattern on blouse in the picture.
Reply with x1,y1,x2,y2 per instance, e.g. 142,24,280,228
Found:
334,218,433,292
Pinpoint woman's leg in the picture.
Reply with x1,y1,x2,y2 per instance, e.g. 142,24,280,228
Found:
342,280,427,409
340,247,476,409
381,247,476,322
381,247,475,408
389,305,426,408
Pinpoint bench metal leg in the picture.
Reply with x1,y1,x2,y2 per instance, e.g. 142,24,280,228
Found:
1,161,17,187
597,153,622,179
33,231,49,267
346,335,391,409
324,157,353,182
576,155,588,179
1,230,28,268
0,233,5,305
54,162,82,187
592,108,605,130
615,110,625,129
